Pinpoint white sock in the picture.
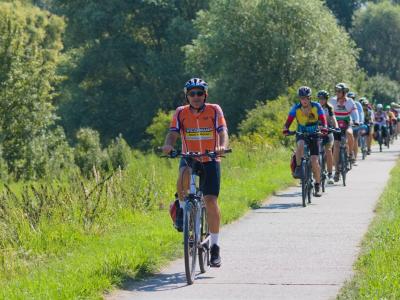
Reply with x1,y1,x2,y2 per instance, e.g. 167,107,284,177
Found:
210,233,219,246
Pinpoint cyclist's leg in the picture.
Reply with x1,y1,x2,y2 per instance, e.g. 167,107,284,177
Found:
177,165,192,202
324,138,334,174
367,124,373,152
373,124,379,140
295,138,304,166
310,138,321,184
346,127,354,159
353,127,359,161
333,133,341,173
201,161,221,266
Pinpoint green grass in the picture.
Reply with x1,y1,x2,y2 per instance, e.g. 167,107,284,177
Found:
338,161,400,299
0,144,294,299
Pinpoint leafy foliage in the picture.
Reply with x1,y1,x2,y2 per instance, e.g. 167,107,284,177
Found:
365,75,400,104
53,0,209,146
352,1,400,81
185,0,359,130
0,1,70,180
324,0,367,29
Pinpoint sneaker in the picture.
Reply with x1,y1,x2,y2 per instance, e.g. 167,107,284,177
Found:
327,174,334,184
174,207,183,232
210,244,221,267
334,172,340,182
367,149,371,155
293,166,303,179
353,160,358,166
314,183,322,197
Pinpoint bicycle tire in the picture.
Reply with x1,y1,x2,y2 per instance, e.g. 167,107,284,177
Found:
198,206,209,274
301,160,307,207
320,154,326,193
184,201,197,285
307,179,312,204
340,148,347,187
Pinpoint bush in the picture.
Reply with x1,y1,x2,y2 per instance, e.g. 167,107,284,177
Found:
74,128,105,177
106,134,131,171
365,75,400,105
145,110,175,150
239,95,293,147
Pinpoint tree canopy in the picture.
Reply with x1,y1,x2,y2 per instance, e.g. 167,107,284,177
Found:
185,0,359,130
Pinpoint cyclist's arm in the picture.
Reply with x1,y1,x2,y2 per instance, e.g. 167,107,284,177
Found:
162,131,179,153
284,105,297,129
218,129,229,150
350,101,360,124
316,103,327,127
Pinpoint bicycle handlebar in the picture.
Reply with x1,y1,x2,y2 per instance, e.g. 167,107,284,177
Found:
159,148,232,159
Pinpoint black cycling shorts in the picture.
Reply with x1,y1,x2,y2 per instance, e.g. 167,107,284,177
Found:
334,128,347,141
296,134,320,156
321,133,334,147
179,158,221,197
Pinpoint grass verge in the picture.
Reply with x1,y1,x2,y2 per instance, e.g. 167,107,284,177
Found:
338,160,400,299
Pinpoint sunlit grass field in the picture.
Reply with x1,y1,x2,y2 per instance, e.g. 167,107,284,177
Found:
0,143,293,299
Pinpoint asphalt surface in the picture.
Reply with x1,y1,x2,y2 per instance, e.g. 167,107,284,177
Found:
107,141,400,300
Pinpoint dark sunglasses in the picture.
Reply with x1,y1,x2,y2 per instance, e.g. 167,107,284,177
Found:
188,90,205,97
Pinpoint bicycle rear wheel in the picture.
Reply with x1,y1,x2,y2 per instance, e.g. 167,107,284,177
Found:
198,205,209,274
184,201,198,285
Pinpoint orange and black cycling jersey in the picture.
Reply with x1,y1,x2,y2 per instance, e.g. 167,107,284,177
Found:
170,103,227,162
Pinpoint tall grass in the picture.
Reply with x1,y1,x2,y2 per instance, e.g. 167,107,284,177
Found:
0,142,293,299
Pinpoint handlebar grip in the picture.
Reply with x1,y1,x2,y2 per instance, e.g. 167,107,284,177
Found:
224,149,233,154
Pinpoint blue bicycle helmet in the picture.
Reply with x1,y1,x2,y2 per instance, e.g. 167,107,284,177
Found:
183,78,209,94
347,91,356,99
298,86,312,97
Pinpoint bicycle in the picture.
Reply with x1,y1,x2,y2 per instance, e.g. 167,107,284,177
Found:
319,128,340,192
375,124,386,152
337,128,352,187
161,149,231,285
287,131,323,207
356,124,368,160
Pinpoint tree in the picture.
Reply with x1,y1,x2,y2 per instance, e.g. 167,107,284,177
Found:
0,2,69,179
185,0,359,130
366,75,400,105
324,0,367,29
352,1,400,81
52,0,209,146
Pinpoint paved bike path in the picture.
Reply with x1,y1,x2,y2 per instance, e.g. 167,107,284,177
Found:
107,142,400,300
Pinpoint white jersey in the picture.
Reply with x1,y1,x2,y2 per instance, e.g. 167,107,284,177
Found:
329,97,359,127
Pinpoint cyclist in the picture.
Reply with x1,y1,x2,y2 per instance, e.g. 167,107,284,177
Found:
347,92,364,166
317,90,338,184
360,98,374,155
283,86,328,197
373,103,388,145
390,102,400,137
329,83,359,182
385,104,396,139
162,78,229,267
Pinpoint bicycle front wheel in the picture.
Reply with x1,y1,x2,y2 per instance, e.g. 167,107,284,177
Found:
184,201,198,285
198,206,209,274
340,148,347,186
301,161,307,207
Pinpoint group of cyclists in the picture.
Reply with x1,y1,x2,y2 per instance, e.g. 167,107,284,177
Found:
160,77,400,271
283,83,400,197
